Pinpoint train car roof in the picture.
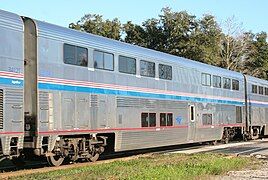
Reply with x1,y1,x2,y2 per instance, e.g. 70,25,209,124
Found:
0,9,23,31
246,75,268,86
33,19,246,80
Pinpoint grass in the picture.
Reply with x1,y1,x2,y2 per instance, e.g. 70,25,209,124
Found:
11,153,258,180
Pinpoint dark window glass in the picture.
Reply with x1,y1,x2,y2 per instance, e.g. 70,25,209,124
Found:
93,50,104,69
64,44,88,67
64,44,76,65
140,60,155,77
265,88,268,96
93,50,114,70
104,53,114,70
202,114,212,125
141,113,149,127
167,113,173,126
213,75,221,88
236,106,242,123
159,64,172,80
160,113,166,126
149,113,156,127
259,86,264,95
141,113,156,127
201,73,211,86
223,77,231,89
232,79,239,91
190,106,195,121
252,85,258,94
77,47,88,67
119,55,136,74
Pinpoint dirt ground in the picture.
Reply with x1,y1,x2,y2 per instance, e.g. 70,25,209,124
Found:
215,158,268,180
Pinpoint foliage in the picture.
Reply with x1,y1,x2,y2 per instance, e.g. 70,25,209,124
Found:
12,153,256,180
69,8,268,79
69,14,121,40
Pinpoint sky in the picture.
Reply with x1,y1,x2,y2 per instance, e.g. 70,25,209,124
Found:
0,0,267,34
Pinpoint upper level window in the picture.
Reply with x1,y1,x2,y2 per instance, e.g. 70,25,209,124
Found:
63,44,88,67
119,55,136,74
141,113,156,127
223,77,231,89
213,75,221,88
93,50,114,71
252,85,258,94
265,87,268,96
259,86,264,95
232,79,239,91
201,73,211,86
140,60,155,78
159,64,172,80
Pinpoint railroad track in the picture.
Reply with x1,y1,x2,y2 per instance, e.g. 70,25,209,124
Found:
1,139,267,178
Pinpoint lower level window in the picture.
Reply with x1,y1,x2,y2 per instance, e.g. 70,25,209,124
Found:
160,113,173,126
141,113,156,127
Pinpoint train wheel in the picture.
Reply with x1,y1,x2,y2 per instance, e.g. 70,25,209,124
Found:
87,153,100,162
223,137,229,144
47,155,64,167
211,140,217,145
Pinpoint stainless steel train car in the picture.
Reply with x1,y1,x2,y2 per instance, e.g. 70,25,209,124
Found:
0,9,267,166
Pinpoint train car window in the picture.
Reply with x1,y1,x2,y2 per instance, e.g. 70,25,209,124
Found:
213,75,221,88
265,87,268,96
77,47,88,67
201,73,211,86
202,114,212,125
141,113,149,127
63,44,88,67
160,113,173,126
119,55,136,74
141,113,156,127
259,86,264,95
167,113,173,126
159,64,172,80
190,105,195,121
223,77,231,89
149,113,156,127
140,60,155,78
232,79,239,91
252,85,258,94
93,50,114,71
64,44,76,65
236,106,242,123
160,113,166,126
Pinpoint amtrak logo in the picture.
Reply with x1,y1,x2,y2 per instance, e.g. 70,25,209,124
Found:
11,80,22,85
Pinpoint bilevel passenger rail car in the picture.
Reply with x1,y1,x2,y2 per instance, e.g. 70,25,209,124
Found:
0,9,267,166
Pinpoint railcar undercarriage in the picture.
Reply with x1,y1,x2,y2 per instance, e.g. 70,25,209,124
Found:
44,134,107,166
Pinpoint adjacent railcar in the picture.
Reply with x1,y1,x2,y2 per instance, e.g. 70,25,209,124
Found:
0,9,266,166
246,75,268,138
0,10,24,161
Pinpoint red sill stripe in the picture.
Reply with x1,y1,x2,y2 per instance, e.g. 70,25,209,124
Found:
0,132,23,135
38,124,244,134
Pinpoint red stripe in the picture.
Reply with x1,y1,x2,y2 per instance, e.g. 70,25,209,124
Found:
0,71,244,102
0,132,23,135
38,124,244,135
38,126,188,135
198,123,245,129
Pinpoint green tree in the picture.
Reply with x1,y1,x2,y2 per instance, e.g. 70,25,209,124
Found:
69,14,121,40
244,32,268,79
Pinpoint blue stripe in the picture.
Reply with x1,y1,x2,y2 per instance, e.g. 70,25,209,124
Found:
38,82,244,106
249,103,268,107
0,77,23,87
0,76,244,106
